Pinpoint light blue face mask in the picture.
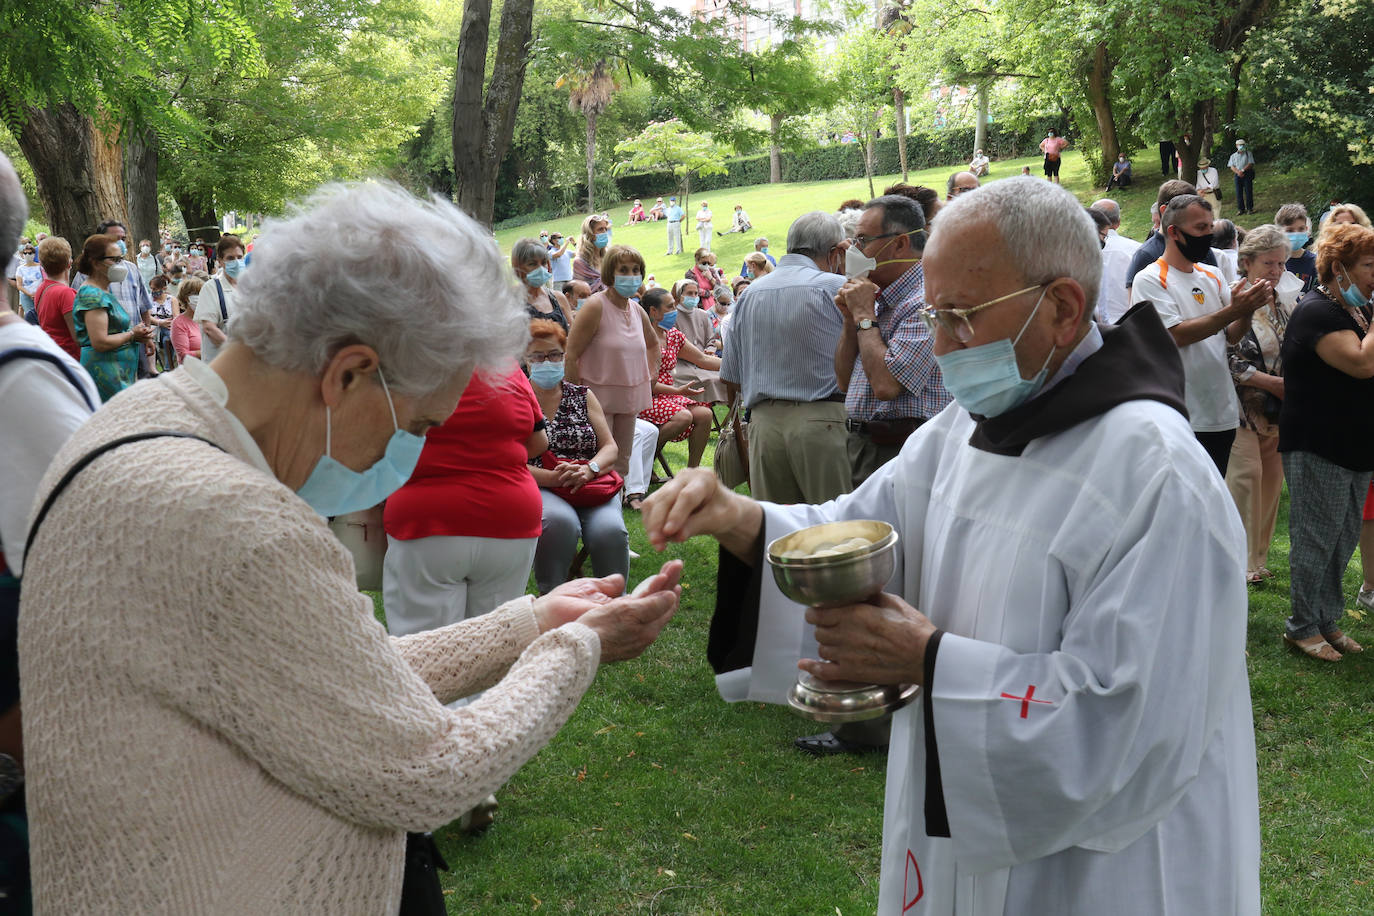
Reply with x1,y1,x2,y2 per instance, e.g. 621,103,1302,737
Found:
934,287,1054,418
224,258,245,279
524,266,551,288
295,368,426,517
613,274,642,297
680,296,699,310
1339,264,1370,309
595,232,610,249
1286,231,1310,253
658,310,678,331
529,361,565,389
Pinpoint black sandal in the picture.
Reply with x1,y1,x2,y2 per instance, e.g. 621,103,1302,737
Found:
624,493,646,511
793,731,888,757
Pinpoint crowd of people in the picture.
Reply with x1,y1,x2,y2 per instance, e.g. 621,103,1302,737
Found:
1,134,1372,914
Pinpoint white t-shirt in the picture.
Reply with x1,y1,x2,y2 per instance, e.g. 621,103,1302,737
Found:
550,249,573,283
198,276,238,365
1131,258,1238,432
0,321,99,574
16,263,43,298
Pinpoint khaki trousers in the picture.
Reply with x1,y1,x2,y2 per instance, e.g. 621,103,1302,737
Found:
747,399,852,504
1225,427,1283,572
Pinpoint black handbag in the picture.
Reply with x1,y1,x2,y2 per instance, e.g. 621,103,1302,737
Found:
400,832,450,915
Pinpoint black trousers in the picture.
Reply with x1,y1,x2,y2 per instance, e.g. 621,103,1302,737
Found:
1196,429,1237,477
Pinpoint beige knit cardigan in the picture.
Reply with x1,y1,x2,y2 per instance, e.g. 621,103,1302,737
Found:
18,367,601,914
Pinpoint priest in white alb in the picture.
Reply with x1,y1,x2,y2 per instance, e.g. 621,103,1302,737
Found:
641,178,1260,915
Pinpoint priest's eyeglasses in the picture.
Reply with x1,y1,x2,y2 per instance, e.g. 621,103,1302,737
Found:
918,283,1048,343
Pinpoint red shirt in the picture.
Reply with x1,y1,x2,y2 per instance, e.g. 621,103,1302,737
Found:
35,279,79,359
384,366,544,541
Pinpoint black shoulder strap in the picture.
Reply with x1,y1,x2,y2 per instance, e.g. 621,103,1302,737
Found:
216,278,227,322
23,432,225,565
0,348,97,412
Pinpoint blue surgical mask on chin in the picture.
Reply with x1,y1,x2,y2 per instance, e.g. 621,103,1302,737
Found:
295,369,426,517
934,287,1055,418
1339,265,1371,309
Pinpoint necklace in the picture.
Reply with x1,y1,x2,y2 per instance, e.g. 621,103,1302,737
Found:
1319,283,1371,333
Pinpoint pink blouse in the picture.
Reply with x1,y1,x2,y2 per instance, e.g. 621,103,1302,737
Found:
578,291,651,414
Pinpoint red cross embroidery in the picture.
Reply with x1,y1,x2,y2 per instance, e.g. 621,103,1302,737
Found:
1000,684,1053,718
903,849,923,911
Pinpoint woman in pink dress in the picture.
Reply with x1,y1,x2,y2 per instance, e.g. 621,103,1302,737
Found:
565,244,657,477
636,288,719,469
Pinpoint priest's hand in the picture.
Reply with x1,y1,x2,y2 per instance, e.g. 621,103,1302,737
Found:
799,592,937,687
641,467,763,560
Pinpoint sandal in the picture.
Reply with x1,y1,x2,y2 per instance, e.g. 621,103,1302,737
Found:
1246,571,1264,585
1258,567,1275,579
1323,631,1364,654
1283,634,1342,662
793,731,888,757
624,493,646,511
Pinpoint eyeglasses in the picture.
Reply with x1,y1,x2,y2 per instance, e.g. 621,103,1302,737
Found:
850,231,907,249
527,351,564,364
918,283,1048,343
100,254,123,262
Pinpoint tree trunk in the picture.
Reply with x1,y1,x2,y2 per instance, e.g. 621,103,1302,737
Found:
768,113,783,184
864,131,876,199
174,188,219,244
584,108,597,213
893,86,908,182
451,0,536,227
14,104,105,244
1176,105,1210,184
124,126,159,247
1222,55,1245,148
974,83,989,159
1085,42,1120,186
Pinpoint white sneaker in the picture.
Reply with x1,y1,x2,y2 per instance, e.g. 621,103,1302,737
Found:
1357,587,1374,612
628,548,640,560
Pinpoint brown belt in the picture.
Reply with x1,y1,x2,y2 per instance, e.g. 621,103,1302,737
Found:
846,416,926,446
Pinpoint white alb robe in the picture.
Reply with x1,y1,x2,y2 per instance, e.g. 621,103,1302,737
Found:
715,335,1260,914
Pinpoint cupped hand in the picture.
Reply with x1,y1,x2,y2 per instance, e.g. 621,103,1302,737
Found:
576,559,684,662
533,574,626,632
798,592,937,687
1232,278,1272,314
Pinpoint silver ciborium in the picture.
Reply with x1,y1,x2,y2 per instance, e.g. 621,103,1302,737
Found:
766,520,919,722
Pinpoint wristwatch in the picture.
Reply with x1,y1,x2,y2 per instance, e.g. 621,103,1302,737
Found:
856,318,878,331
588,460,601,475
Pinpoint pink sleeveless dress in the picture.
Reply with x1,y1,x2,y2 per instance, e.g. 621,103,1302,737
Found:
578,292,651,414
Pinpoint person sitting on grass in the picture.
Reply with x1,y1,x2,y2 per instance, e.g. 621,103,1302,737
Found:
626,199,647,225
718,204,753,236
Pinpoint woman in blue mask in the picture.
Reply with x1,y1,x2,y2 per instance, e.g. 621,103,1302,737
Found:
636,287,720,471
565,244,657,480
571,213,611,293
1275,222,1374,662
512,237,573,334
669,278,727,401
15,182,683,913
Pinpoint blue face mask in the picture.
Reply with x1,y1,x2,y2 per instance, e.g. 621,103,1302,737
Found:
680,296,699,310
524,266,551,288
116,239,127,256
934,287,1054,418
1286,232,1310,253
1339,265,1370,309
224,258,245,279
595,232,610,249
295,369,426,517
744,270,754,280
529,361,565,389
613,274,642,297
658,310,678,331
760,248,769,258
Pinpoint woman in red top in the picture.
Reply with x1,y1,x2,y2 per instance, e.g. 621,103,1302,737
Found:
34,237,79,359
636,288,719,468
382,364,547,642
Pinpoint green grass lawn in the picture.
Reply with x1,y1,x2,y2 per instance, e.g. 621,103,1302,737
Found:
416,159,1357,912
494,151,1324,279
371,434,1374,914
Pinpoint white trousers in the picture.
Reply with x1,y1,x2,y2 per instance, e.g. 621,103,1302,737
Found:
382,534,536,638
666,222,683,254
697,225,712,250
624,419,659,496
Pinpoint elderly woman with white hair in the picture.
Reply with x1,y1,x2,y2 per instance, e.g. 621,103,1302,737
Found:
18,182,682,913
512,236,574,334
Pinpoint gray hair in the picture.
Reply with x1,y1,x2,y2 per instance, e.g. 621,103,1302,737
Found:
934,177,1102,310
1237,224,1288,270
1090,198,1122,227
0,154,27,258
231,181,526,397
835,208,863,240
787,211,845,259
511,237,548,267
